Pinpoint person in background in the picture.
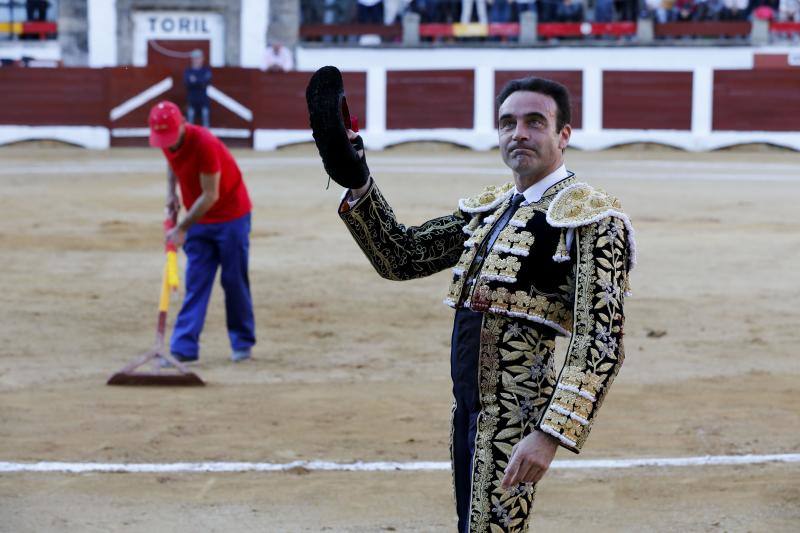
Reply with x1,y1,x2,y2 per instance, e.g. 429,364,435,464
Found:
462,0,489,22
674,0,696,21
538,0,559,21
488,0,513,22
26,0,50,21
596,0,615,21
556,0,584,21
384,0,412,23
694,0,724,19
262,42,295,72
515,0,538,21
358,0,385,22
614,0,638,19
779,0,799,20
301,0,325,23
184,49,212,128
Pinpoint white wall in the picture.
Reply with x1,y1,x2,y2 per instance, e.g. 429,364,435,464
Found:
240,0,268,68
87,0,117,67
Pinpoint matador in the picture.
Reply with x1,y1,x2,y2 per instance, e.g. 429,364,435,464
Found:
307,68,636,532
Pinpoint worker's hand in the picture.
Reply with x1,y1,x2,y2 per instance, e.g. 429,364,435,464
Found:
166,195,180,217
500,430,559,490
165,226,186,248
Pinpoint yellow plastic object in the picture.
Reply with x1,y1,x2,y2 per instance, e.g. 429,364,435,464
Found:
166,250,180,290
158,262,171,313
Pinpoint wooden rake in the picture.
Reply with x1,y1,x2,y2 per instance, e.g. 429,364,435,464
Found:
107,211,204,386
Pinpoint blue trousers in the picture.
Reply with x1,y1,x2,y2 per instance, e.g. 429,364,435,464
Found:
451,308,483,533
170,213,255,359
186,103,210,128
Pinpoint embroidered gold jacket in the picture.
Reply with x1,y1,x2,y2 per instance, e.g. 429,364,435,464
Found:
339,175,636,453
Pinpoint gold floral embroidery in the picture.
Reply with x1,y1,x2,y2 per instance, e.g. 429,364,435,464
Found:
341,184,468,281
465,223,492,248
494,226,535,255
461,182,515,211
463,215,483,236
468,315,557,532
538,217,629,452
454,246,478,274
463,284,573,335
482,253,522,280
547,183,623,227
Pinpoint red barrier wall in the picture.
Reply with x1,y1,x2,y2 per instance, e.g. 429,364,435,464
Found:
0,68,108,126
713,70,800,131
386,70,474,129
603,71,693,130
252,71,366,130
0,66,797,148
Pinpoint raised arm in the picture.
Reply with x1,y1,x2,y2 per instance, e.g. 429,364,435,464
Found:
306,65,469,281
339,180,468,281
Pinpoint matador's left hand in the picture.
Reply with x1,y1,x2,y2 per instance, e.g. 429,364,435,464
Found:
501,430,559,489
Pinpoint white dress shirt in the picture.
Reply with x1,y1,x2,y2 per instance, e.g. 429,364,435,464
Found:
515,164,569,204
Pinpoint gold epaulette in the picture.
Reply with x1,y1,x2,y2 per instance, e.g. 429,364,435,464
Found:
546,182,625,228
458,182,514,214
546,182,637,272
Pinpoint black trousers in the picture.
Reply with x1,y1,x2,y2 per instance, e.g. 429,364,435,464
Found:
450,308,483,533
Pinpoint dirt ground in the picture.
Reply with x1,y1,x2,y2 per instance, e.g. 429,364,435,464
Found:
0,144,798,532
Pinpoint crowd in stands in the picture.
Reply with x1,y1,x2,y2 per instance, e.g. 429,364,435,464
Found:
646,0,798,22
300,0,799,25
0,1,54,23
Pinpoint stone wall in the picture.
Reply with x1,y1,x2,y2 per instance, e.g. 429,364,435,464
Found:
268,0,299,46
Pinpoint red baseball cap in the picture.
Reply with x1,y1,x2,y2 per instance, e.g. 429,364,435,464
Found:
148,101,183,148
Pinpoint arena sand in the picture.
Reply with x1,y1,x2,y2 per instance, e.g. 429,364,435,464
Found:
0,144,798,532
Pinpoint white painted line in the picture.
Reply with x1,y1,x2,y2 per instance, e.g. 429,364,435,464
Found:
109,77,174,122
208,85,253,122
0,453,797,474
209,128,252,139
111,128,150,138
110,128,251,140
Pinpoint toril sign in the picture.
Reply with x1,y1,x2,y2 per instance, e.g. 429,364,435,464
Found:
132,11,226,67
147,15,211,35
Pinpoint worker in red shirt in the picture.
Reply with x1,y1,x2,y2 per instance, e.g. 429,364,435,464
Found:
148,100,255,363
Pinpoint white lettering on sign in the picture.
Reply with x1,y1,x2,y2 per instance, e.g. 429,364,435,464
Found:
132,11,226,67
788,52,800,67
146,15,212,35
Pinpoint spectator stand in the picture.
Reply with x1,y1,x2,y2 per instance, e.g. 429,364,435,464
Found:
0,0,57,40
297,0,800,45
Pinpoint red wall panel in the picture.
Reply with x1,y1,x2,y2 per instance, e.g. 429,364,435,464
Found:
494,71,583,129
713,70,800,131
603,71,693,130
0,68,108,126
206,67,256,130
386,70,473,129
252,71,366,130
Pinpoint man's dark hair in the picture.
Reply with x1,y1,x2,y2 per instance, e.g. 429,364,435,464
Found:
496,77,572,133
